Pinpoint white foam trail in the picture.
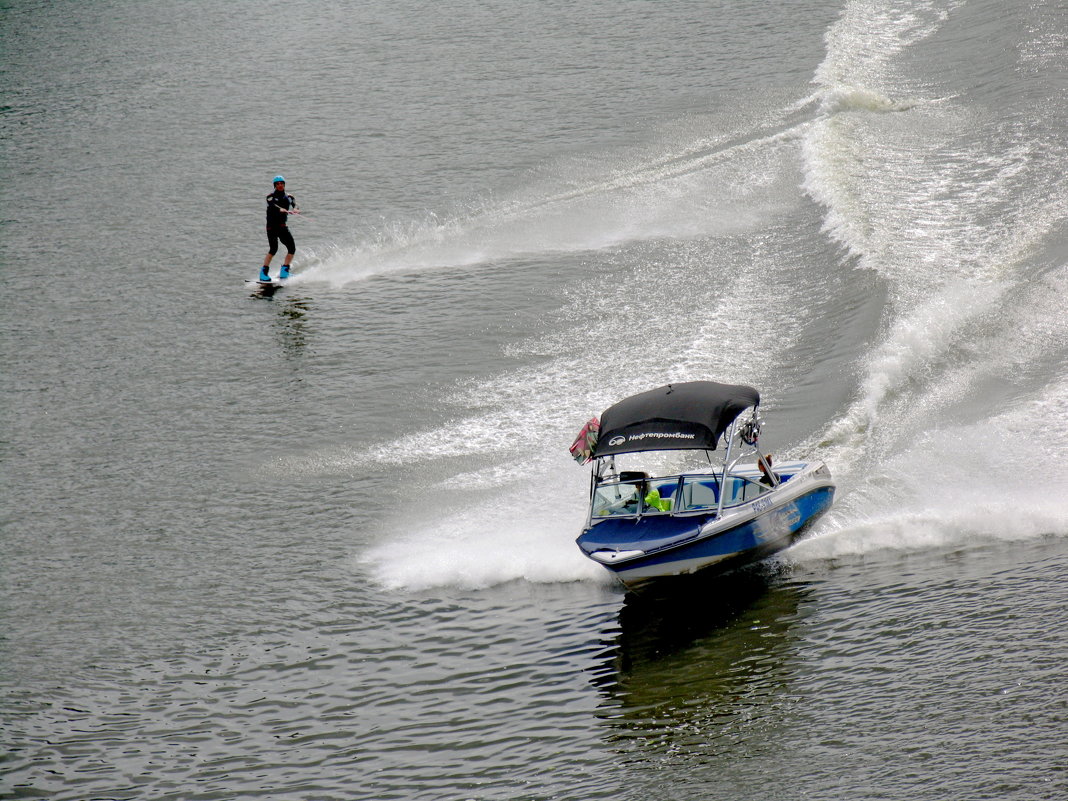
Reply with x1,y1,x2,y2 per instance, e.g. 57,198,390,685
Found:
291,114,809,288
815,0,964,91
788,0,1068,563
343,237,813,476
800,0,1068,448
812,279,1005,470
802,1,980,286
359,454,608,591
798,178,1068,492
792,373,1068,562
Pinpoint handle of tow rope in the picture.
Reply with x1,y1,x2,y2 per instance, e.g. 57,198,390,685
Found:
269,203,313,221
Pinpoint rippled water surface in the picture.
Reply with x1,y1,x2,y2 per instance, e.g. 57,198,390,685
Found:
3,1,1067,799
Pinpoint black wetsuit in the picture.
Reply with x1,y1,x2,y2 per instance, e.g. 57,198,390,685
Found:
265,189,297,254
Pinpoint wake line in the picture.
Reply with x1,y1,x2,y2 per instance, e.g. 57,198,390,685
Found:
300,102,815,286
309,85,927,291
349,112,811,240
517,117,812,218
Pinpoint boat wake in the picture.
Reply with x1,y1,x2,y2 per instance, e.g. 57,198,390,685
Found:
789,0,1068,562
293,103,810,288
360,496,607,592
792,374,1068,564
332,0,1068,591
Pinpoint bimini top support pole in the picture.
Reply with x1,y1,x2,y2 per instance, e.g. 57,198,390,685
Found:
715,418,738,519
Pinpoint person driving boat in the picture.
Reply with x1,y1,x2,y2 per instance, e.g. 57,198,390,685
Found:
624,475,671,513
643,482,671,512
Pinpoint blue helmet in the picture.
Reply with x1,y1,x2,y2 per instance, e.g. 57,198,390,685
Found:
273,175,285,184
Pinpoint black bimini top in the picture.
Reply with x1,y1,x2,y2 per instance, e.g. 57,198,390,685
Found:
592,381,760,457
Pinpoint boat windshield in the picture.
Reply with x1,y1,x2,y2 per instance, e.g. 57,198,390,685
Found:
592,472,775,518
677,473,770,511
591,478,676,517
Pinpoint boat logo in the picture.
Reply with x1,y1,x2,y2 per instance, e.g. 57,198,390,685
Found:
608,436,627,446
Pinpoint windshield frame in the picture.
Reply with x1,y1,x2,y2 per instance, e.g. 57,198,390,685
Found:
588,475,682,521
587,469,775,526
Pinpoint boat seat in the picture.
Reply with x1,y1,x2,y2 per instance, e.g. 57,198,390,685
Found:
679,479,719,511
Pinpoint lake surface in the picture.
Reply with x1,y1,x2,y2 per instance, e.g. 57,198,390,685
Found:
2,1,1067,798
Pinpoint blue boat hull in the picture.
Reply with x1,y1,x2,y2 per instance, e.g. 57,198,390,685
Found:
578,485,835,586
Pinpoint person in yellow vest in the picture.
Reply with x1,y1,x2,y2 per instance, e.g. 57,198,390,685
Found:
615,473,672,514
643,482,672,512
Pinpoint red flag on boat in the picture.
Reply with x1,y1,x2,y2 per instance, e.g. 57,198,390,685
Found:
569,417,600,464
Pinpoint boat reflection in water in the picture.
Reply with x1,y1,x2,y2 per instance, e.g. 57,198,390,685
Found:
589,566,813,766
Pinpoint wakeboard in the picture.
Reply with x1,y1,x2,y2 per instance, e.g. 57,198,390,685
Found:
245,278,287,294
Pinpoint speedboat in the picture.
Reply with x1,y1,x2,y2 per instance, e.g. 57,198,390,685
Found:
570,381,834,588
